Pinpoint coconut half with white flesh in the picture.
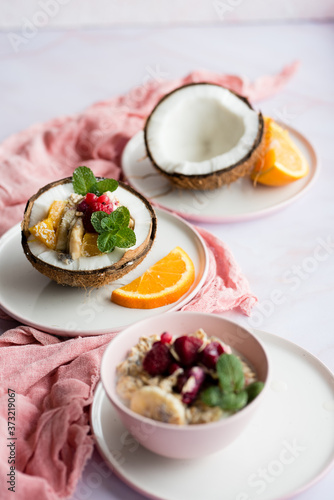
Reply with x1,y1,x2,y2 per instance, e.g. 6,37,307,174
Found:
21,177,157,288
144,83,265,190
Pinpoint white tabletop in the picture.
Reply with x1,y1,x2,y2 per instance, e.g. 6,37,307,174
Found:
0,21,333,500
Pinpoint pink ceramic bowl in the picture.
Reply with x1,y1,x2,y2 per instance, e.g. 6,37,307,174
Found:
100,311,270,459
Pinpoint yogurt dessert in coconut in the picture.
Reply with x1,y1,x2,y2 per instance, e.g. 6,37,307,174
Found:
144,83,265,190
21,166,157,287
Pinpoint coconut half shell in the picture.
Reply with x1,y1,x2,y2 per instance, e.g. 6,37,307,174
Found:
21,177,157,288
144,83,265,190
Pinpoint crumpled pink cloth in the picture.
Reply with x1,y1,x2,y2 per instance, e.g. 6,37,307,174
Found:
0,327,114,500
0,65,298,500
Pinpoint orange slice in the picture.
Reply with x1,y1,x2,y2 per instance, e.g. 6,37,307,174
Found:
29,200,67,249
29,218,57,249
48,200,67,228
111,246,195,309
82,233,102,257
251,117,309,186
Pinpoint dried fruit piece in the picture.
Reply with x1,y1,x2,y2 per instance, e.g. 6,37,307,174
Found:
173,335,203,367
142,341,172,376
177,366,206,405
200,341,224,370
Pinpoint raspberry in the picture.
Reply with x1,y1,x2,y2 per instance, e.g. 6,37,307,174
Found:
97,194,110,204
177,367,206,405
160,332,173,344
143,341,172,376
77,193,114,232
200,341,224,370
91,201,113,214
85,193,98,205
173,335,203,367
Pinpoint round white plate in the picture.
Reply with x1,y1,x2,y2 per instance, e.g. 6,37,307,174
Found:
122,125,318,223
91,330,334,500
0,208,208,336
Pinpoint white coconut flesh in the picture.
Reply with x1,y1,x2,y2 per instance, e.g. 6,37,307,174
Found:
145,84,261,176
27,183,153,271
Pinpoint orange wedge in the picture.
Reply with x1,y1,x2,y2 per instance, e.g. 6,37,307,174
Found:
251,117,309,186
111,246,195,309
29,200,67,249
82,233,102,257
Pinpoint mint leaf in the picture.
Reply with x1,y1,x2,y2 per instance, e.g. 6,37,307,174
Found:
95,179,118,196
246,381,264,403
109,206,130,229
114,227,136,248
220,391,248,412
73,166,97,195
200,386,222,407
97,232,117,253
217,354,245,394
92,207,136,253
91,211,108,234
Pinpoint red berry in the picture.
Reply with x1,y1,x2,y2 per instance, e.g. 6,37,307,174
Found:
160,332,173,344
173,335,203,367
200,341,224,370
168,362,181,375
77,200,90,213
82,207,94,232
91,201,114,214
97,194,110,204
143,341,172,376
85,193,98,205
177,367,205,405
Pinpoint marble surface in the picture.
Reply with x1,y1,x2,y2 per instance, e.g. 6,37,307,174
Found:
1,0,334,30
0,21,333,500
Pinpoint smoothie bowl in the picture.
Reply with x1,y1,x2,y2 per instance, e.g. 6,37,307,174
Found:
101,312,269,459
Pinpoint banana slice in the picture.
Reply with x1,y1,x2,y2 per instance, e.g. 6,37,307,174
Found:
69,217,84,260
130,386,186,425
55,206,77,252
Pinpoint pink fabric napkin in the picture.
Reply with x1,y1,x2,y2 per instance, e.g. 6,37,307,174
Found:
0,65,298,500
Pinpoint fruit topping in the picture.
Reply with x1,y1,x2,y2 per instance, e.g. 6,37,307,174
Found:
200,341,224,370
177,366,206,405
172,335,203,367
142,341,172,376
160,332,173,344
78,192,115,232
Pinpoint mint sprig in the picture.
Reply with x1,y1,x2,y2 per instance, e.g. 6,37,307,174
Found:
217,354,245,394
72,166,118,196
200,353,264,413
91,207,136,253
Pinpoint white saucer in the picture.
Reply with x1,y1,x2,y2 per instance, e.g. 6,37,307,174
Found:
90,330,334,500
0,208,208,336
121,125,318,223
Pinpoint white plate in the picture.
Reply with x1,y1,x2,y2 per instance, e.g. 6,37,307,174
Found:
122,125,319,223
90,330,334,500
0,208,208,336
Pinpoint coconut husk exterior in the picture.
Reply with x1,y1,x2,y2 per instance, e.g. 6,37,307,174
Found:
144,82,265,191
21,177,157,288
